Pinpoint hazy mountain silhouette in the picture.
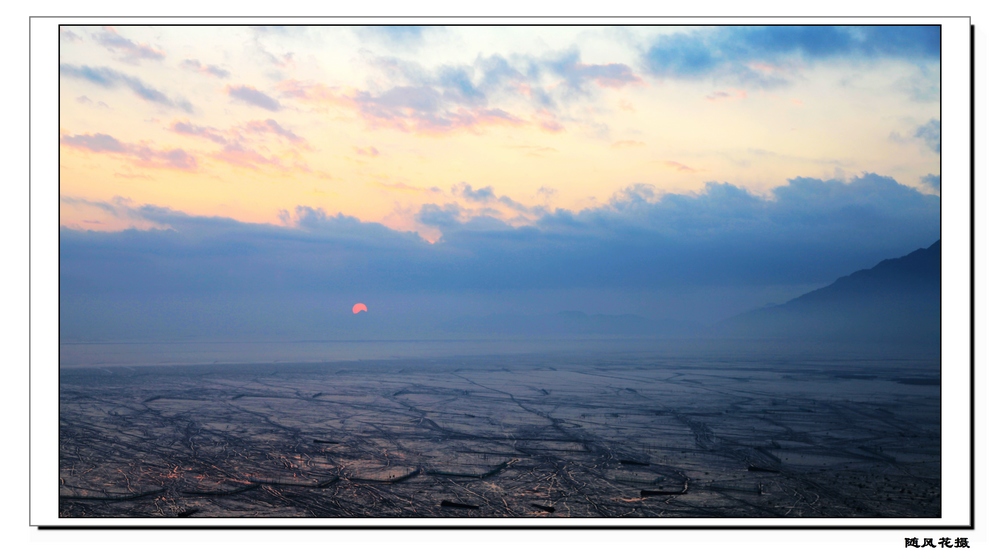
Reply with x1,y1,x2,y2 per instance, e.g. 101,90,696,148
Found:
717,241,940,344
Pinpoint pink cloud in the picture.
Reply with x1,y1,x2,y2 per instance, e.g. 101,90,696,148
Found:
167,119,317,174
354,146,380,157
131,147,197,170
180,59,230,79
212,143,284,170
276,80,350,106
171,121,228,145
171,118,306,147
658,160,700,173
244,119,305,144
61,132,197,171
533,110,564,133
576,62,643,88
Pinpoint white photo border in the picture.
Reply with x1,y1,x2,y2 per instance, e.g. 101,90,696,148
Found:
30,15,973,529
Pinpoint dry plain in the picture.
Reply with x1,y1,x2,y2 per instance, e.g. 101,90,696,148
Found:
59,350,941,518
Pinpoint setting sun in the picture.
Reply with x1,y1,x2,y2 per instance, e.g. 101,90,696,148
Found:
352,303,368,314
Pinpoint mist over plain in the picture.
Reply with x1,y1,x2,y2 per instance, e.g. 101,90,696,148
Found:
60,173,939,351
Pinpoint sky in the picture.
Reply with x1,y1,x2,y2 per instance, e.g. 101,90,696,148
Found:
59,25,942,342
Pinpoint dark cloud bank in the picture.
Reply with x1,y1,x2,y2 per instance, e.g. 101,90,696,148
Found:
60,174,939,344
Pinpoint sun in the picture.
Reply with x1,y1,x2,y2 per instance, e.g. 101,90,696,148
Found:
352,303,368,314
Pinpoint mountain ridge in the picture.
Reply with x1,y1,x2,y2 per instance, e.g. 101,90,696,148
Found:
716,241,940,344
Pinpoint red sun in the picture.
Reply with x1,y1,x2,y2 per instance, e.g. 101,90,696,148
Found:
352,303,368,314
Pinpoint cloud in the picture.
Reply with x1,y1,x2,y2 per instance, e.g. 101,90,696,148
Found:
180,59,230,78
166,119,314,174
60,173,939,341
536,186,557,198
61,195,127,216
227,85,282,111
122,147,196,171
61,132,197,170
416,174,939,290
354,146,380,157
643,26,939,86
244,119,304,144
644,32,721,79
93,27,165,64
451,183,538,216
75,95,110,109
60,28,81,42
350,86,527,134
353,26,431,48
251,35,295,69
914,118,941,153
61,173,938,301
532,109,564,133
277,49,641,135
705,89,747,102
212,143,285,170
251,26,303,36
60,132,127,153
170,118,305,146
276,79,348,106
473,50,641,107
60,64,194,113
895,65,940,102
737,26,939,60
546,50,643,91
456,183,496,203
170,120,228,144
920,174,941,193
657,160,700,173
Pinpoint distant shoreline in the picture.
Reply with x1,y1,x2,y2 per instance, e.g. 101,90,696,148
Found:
58,337,941,369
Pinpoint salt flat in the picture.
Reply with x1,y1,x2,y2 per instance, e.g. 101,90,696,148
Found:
59,351,940,518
